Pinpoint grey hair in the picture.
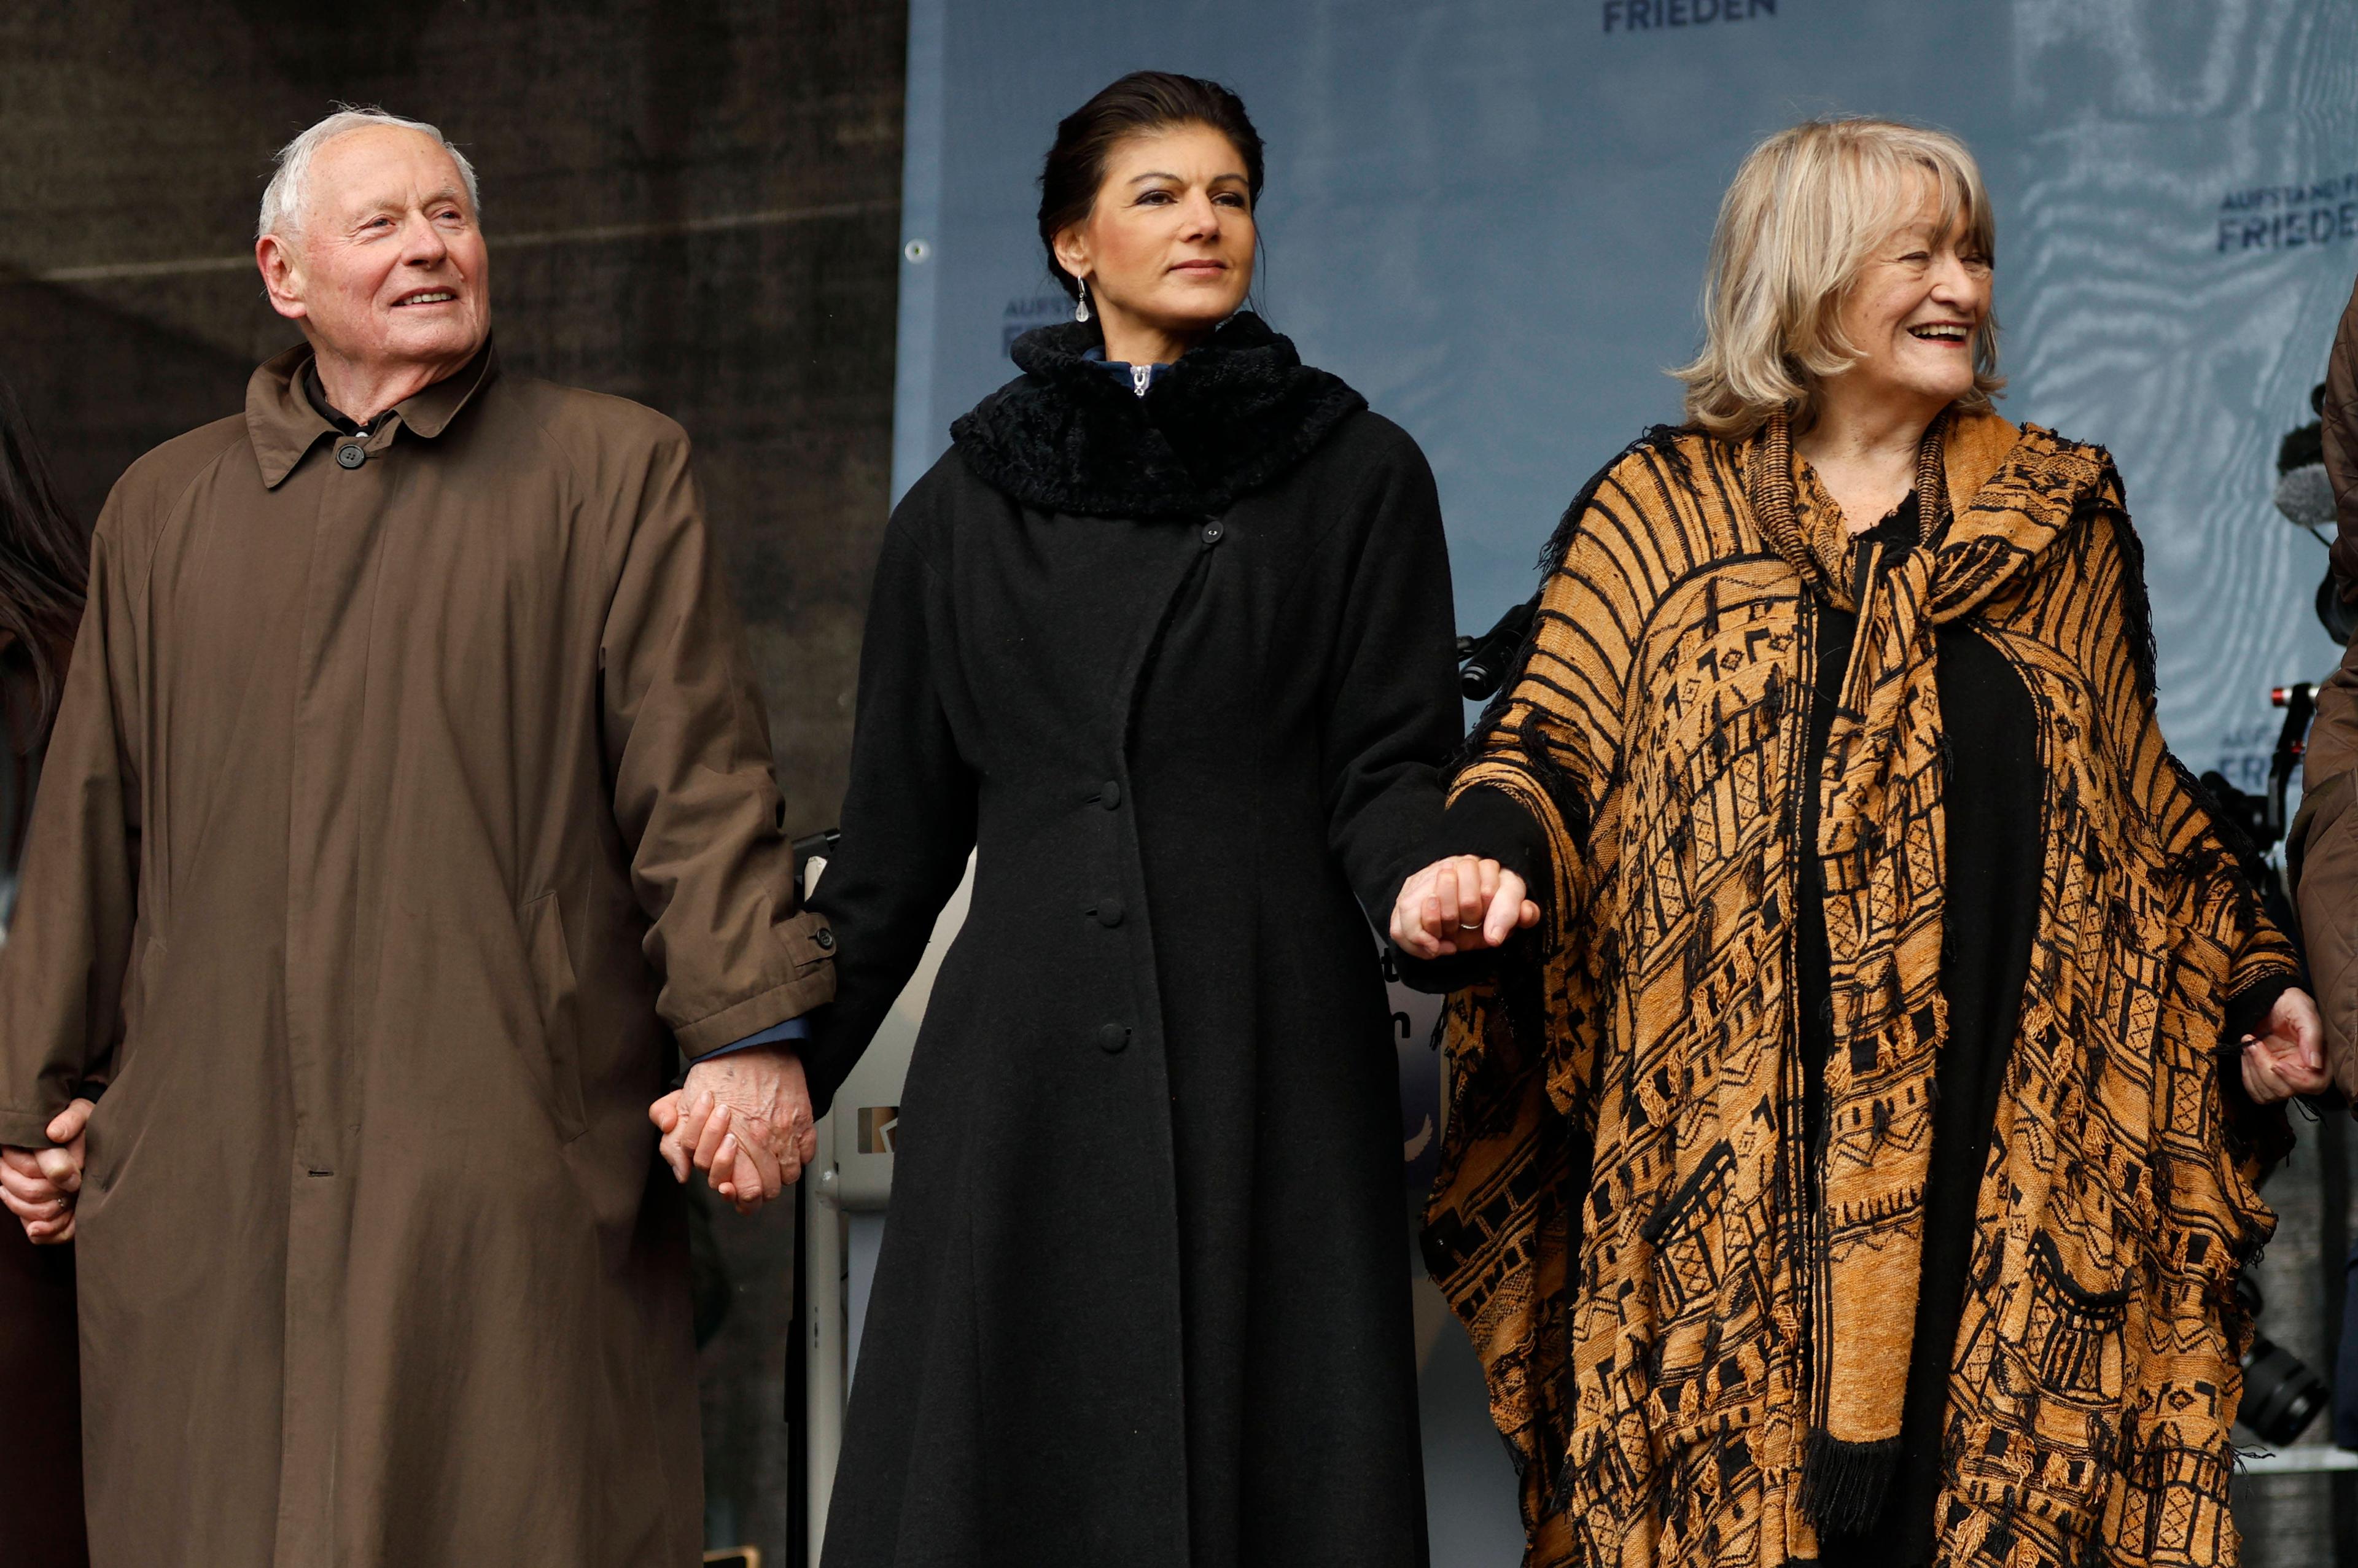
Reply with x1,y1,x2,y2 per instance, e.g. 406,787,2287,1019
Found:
256,106,481,243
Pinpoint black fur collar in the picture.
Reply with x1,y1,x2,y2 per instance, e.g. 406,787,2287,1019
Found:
949,312,1367,518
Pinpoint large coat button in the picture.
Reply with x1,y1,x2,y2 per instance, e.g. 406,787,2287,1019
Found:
1095,1023,1130,1054
335,441,367,469
1099,780,1121,810
1092,897,1125,928
1200,520,1224,545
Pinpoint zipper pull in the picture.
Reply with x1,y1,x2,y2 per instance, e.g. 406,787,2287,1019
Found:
1131,364,1153,397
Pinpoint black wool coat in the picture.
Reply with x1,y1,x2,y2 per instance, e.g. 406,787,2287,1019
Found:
806,315,1457,1567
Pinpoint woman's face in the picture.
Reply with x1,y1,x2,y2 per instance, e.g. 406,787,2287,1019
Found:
1828,180,1992,413
1054,122,1255,346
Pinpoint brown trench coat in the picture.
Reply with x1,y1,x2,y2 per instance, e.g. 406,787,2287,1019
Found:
0,343,835,1567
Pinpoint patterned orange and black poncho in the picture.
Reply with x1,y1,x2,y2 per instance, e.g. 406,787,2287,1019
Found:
1424,406,2299,1567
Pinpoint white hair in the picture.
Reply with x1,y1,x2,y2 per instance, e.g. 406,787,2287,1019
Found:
256,106,481,243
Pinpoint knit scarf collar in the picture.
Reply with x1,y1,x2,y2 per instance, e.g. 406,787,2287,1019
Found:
947,312,1367,519
1746,406,2103,1531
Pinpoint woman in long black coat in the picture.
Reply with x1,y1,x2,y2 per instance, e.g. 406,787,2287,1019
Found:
803,73,1458,1566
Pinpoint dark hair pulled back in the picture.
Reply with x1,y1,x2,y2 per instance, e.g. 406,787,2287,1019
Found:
1037,71,1264,300
0,376,88,740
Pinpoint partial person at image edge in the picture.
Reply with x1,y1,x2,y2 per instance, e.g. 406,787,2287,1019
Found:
0,375,93,1568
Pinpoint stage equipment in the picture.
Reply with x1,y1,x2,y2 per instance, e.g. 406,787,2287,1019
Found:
2243,1261,2335,1446
2199,680,2340,1452
2268,386,2357,645
1456,599,1535,701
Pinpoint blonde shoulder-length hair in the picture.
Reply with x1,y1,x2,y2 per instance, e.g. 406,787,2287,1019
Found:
1674,117,2003,440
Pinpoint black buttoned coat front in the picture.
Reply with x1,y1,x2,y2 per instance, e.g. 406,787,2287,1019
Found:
807,317,1456,1567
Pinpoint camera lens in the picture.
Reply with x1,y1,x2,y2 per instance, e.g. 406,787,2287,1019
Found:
2241,1332,2331,1446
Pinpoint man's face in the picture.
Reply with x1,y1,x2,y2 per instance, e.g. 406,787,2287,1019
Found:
268,126,491,378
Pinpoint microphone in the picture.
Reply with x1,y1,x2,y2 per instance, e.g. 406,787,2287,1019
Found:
2273,461,2337,532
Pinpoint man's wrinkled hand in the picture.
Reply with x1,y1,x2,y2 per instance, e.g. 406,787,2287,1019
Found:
645,1046,818,1217
1,1098,96,1244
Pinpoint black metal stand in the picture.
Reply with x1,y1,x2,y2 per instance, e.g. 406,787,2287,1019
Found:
785,1174,809,1568
2319,1109,2358,1566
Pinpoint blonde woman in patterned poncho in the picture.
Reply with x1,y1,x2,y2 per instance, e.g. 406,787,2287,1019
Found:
1394,118,2330,1568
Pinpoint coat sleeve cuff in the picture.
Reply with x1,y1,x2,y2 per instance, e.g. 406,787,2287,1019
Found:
676,969,836,1058
796,1023,862,1122
2224,972,2298,1045
1426,783,1552,887
1392,785,1555,995
700,1015,813,1060
0,1108,60,1148
2217,971,2316,1133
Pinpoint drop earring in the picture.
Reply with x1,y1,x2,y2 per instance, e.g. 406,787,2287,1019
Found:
1074,278,1091,324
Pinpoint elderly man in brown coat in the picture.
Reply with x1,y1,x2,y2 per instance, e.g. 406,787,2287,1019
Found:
0,108,833,1567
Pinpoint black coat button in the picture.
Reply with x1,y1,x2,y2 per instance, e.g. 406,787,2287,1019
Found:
1093,897,1125,928
335,442,366,469
812,928,835,951
1099,780,1121,809
1095,1023,1130,1054
1200,520,1224,545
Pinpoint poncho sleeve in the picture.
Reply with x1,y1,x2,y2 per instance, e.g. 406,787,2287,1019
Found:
2084,489,2301,1022
1421,446,1656,1559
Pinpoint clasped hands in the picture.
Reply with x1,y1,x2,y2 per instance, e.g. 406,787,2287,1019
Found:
0,1099,93,1245
3,920,2332,1242
0,1048,822,1244
1390,855,1540,959
648,1044,819,1216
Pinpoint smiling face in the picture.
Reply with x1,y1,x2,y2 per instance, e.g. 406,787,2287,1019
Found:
1051,122,1255,357
258,125,491,391
1827,176,1993,414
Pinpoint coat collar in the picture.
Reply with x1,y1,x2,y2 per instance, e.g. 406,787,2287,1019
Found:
948,312,1368,518
247,338,500,489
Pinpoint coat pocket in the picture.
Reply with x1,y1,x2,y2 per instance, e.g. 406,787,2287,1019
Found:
2018,1228,2130,1408
117,929,165,1055
521,891,589,1144
84,932,165,1197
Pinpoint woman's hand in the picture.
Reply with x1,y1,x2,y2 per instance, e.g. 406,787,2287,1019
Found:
1391,855,1540,959
2239,987,2332,1104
